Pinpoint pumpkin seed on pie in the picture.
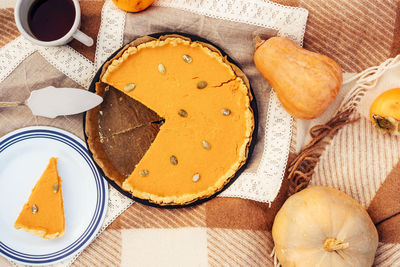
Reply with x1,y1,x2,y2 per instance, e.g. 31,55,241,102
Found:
192,173,200,182
178,109,188,117
170,155,178,165
124,83,136,92
140,170,149,177
53,183,59,193
31,204,38,214
197,81,207,89
158,63,166,74
221,108,231,116
182,54,192,63
89,36,254,206
202,140,211,150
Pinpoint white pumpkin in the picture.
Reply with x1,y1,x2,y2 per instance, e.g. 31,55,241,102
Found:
272,186,378,267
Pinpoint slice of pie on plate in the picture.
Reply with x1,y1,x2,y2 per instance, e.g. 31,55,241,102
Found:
86,34,254,206
14,157,65,238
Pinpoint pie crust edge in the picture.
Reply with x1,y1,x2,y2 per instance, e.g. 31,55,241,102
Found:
86,34,255,205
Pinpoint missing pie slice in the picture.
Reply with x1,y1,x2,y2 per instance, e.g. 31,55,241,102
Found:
86,35,254,205
14,157,65,239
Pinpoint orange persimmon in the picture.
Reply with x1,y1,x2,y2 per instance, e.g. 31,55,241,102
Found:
112,0,154,12
370,88,400,135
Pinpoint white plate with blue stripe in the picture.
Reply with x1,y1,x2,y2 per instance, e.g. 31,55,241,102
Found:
0,126,108,265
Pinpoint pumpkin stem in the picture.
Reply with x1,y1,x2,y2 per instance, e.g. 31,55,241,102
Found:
323,238,349,252
253,35,265,49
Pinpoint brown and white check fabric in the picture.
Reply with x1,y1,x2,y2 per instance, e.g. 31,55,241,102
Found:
73,196,285,266
1,0,400,266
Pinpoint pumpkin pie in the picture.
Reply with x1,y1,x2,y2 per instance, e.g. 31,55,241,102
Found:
14,157,65,238
86,35,254,205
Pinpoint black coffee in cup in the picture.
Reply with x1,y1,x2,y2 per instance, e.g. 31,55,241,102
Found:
28,0,76,42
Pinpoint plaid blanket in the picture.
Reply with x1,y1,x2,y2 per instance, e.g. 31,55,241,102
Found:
0,0,399,266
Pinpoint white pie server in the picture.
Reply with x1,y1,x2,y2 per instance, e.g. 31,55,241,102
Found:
0,86,102,118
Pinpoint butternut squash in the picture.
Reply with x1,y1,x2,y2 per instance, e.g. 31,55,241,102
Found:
254,36,342,119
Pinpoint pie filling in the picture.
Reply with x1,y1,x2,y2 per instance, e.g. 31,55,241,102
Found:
89,36,254,205
97,86,163,179
14,157,65,238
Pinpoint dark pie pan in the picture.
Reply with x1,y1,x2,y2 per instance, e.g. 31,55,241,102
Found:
83,32,258,208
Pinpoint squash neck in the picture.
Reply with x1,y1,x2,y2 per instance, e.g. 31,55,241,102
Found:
253,36,265,49
323,238,349,252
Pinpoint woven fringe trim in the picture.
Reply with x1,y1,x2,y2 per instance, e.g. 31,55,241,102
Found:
287,54,400,195
287,110,358,194
270,247,281,267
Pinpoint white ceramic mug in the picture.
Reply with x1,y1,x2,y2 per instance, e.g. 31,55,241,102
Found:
14,0,94,47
